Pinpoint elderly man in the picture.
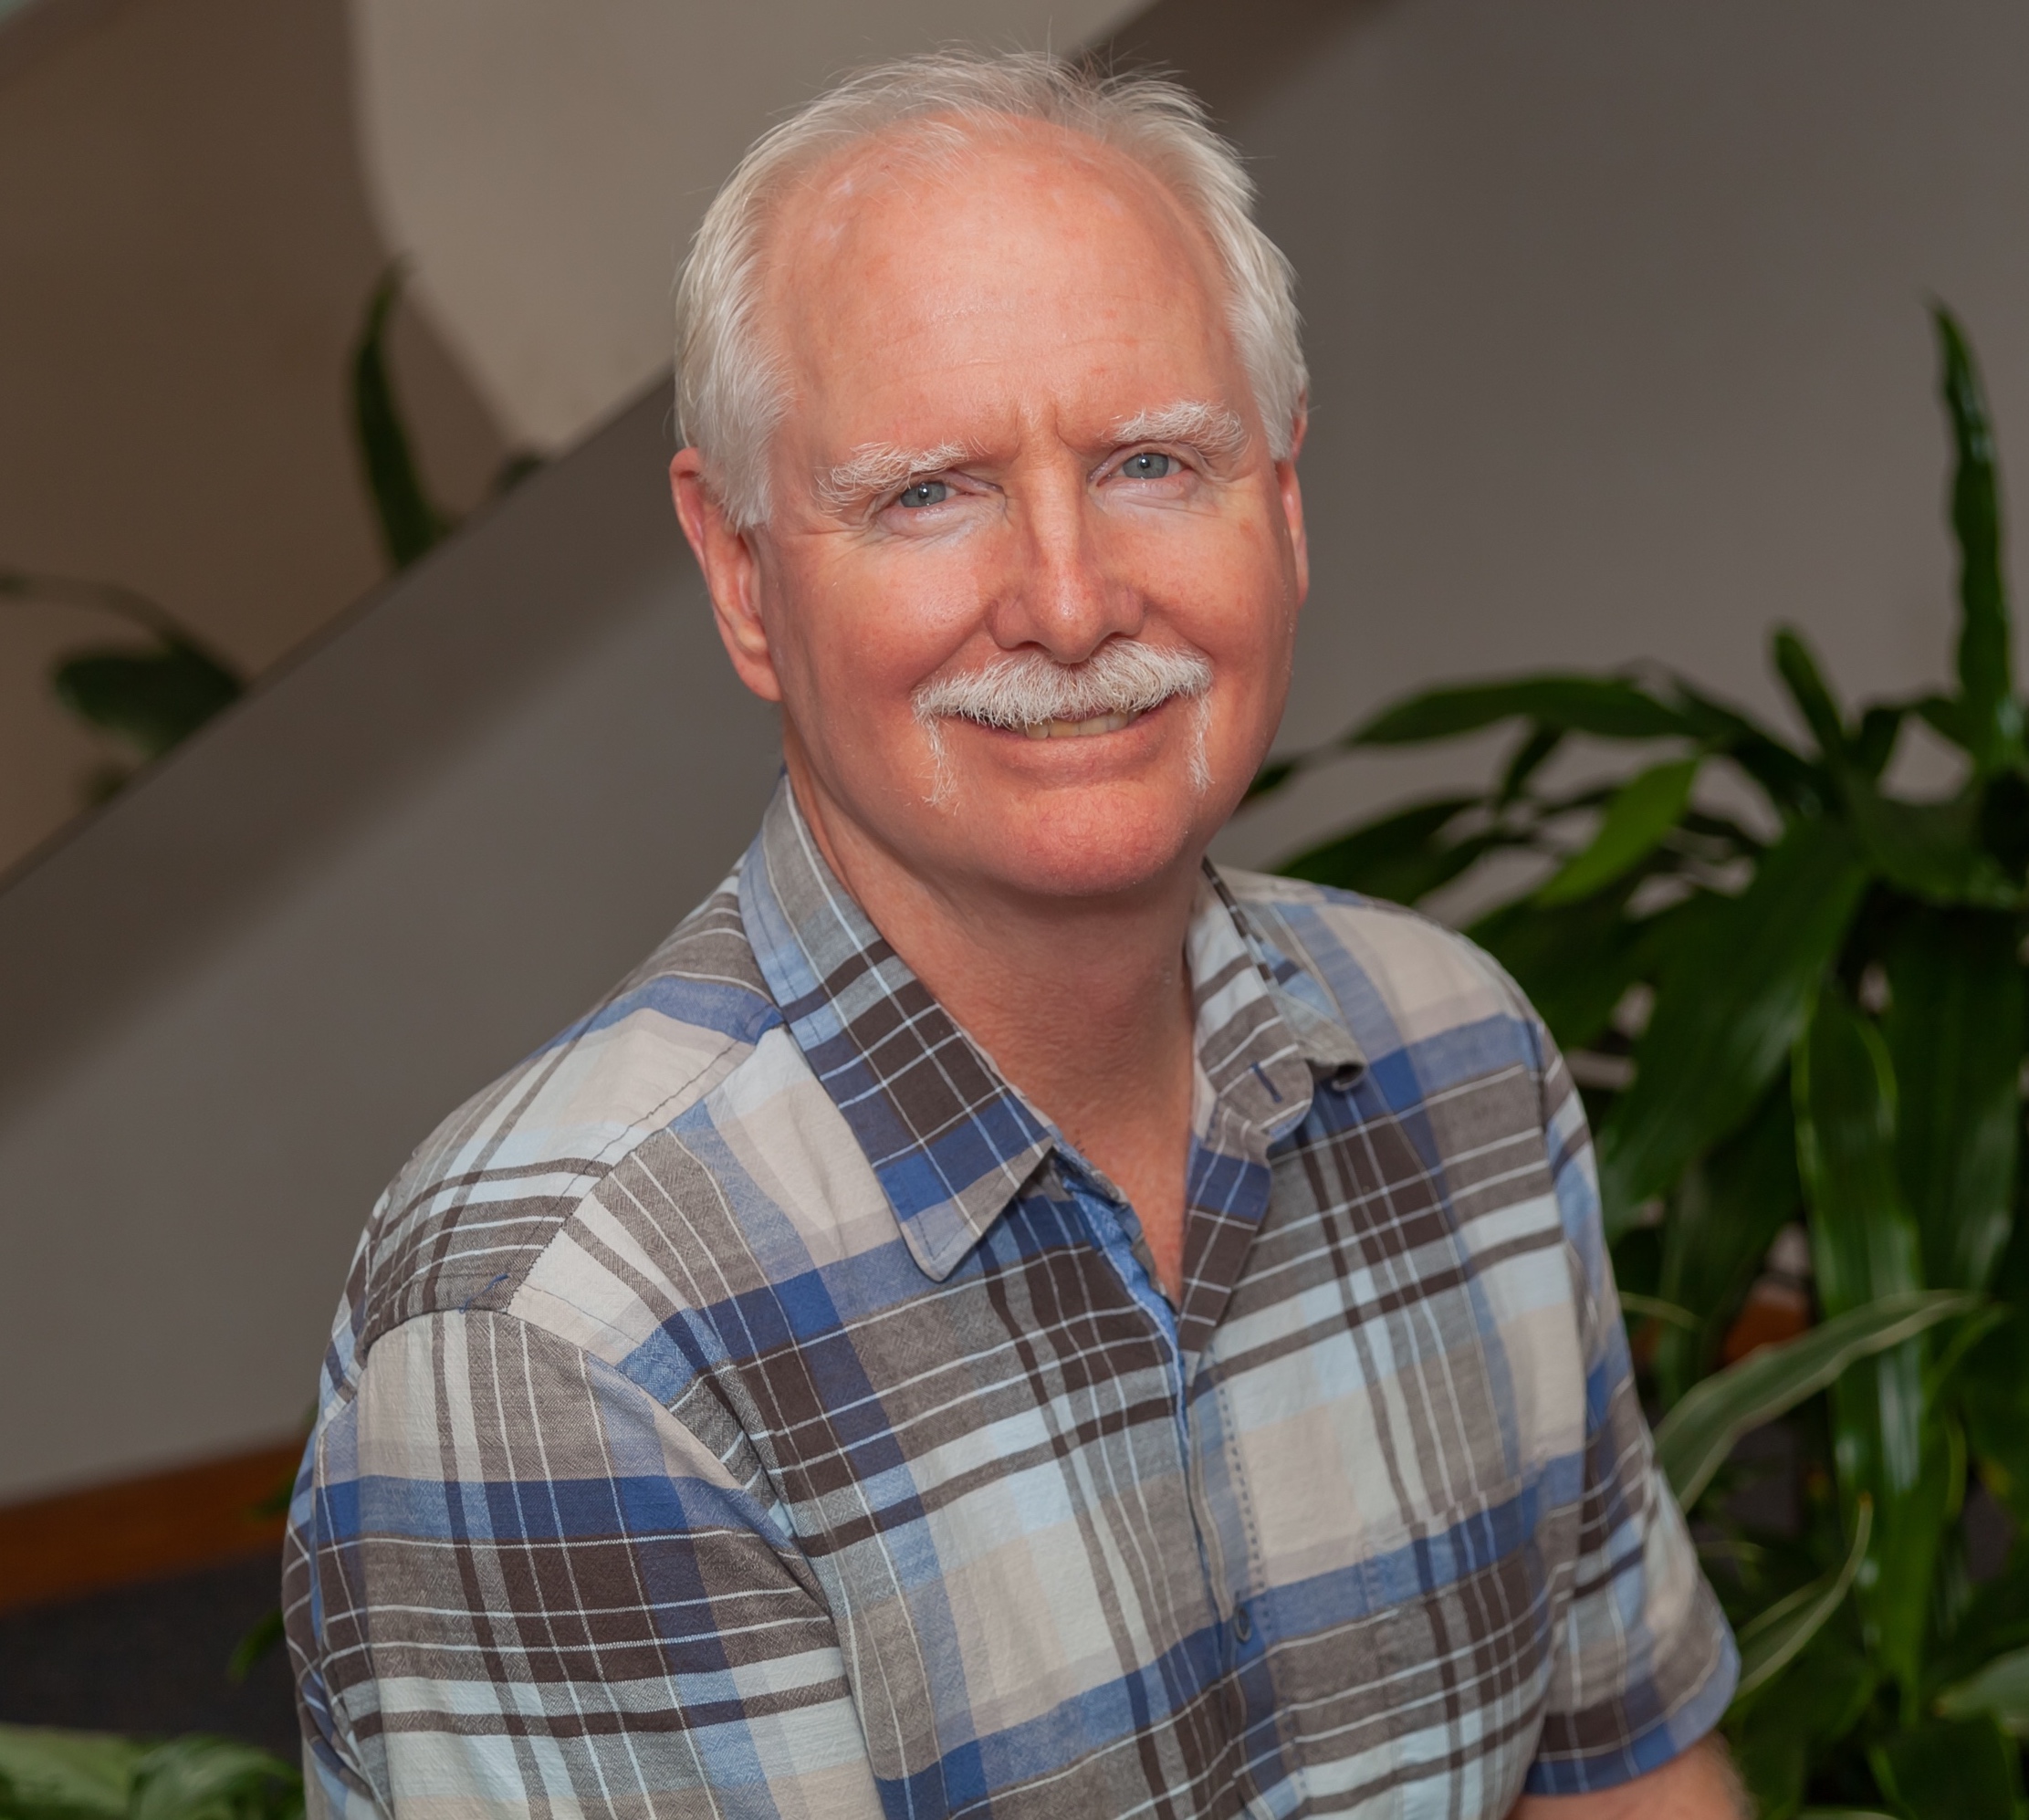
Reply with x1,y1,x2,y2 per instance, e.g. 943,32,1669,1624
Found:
286,51,1740,1820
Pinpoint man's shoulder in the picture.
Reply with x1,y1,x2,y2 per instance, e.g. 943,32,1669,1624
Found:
1217,863,1544,1071
342,871,784,1359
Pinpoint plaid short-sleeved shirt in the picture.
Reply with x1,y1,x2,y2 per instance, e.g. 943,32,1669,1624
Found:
285,778,1734,1820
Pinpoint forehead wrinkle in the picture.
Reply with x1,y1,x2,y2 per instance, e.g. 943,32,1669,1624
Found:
815,439,973,511
1109,399,1249,462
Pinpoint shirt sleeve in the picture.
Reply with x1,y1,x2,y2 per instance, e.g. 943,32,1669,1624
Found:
284,1308,883,1820
1522,1029,1741,1797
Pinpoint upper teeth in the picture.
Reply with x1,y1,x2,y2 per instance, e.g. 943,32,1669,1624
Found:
1023,712,1138,740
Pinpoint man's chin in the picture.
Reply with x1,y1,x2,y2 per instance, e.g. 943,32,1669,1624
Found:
945,790,1214,903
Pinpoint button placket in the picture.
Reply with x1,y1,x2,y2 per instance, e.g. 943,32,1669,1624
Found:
1064,1173,1229,1640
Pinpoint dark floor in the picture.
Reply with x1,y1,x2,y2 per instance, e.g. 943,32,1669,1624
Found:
0,1552,298,1756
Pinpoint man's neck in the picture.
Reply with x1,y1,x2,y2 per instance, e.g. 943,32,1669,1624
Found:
786,762,1203,1296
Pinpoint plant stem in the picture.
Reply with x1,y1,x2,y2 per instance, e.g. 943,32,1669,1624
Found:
0,569,199,646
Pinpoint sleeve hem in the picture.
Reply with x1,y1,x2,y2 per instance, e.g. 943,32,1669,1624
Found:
1522,1627,1740,1798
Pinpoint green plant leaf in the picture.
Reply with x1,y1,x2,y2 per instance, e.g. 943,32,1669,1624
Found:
51,641,244,762
1653,1290,1974,1511
1469,878,1641,1052
1595,816,1868,1231
1732,1721,1807,1820
1678,804,1769,857
1981,769,2029,880
1773,627,1850,762
1871,1712,2024,1820
227,1606,286,1683
128,1737,300,1820
1852,704,1909,780
1617,1291,1698,1329
1496,722,1564,804
1536,758,1700,905
1930,1498,2029,1695
1795,988,1925,1327
1958,1215,2029,1524
1345,675,1691,746
1927,1305,2013,1407
1733,1624,1880,1818
1934,306,2023,776
0,1726,142,1820
1938,1644,2029,1735
1472,865,1724,1056
1882,907,2024,1293
1278,796,1488,903
1669,679,1829,814
1794,987,1942,1700
353,264,452,571
1843,779,2022,908
1652,1085,1802,1408
1733,1495,1873,1703
1913,690,1992,760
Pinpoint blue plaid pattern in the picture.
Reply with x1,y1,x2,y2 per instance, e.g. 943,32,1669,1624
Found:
284,778,1734,1819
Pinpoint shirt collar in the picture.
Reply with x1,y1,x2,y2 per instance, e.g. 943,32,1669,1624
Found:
737,778,1365,1282
1186,866,1365,1149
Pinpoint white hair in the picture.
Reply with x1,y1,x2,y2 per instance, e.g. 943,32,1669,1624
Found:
674,49,1307,531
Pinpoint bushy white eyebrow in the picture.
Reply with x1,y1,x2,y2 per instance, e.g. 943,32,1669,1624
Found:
1109,400,1249,464
815,441,970,512
814,403,1246,513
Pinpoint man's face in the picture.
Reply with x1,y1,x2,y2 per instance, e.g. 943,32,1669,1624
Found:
687,122,1308,906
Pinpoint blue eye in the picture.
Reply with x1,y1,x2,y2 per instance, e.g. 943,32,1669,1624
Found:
1121,452,1176,479
898,479,949,508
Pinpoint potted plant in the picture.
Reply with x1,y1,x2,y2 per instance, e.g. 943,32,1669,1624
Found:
1250,308,2029,1820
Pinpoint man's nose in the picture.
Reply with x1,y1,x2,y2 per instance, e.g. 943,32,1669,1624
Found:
988,476,1143,663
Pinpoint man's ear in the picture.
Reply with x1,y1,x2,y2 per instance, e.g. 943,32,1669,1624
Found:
670,448,783,704
1284,405,1308,465
1276,406,1310,608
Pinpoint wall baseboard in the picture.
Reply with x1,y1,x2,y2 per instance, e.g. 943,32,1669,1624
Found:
0,1440,302,1615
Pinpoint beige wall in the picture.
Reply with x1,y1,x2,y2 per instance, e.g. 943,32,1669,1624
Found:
1117,0,2029,873
0,0,506,878
350,0,1145,451
0,389,781,1501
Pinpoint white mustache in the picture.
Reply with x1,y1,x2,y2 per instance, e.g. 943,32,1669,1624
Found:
909,641,1216,806
910,641,1214,730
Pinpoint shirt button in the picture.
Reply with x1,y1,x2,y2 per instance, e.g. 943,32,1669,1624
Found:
1233,1604,1252,1643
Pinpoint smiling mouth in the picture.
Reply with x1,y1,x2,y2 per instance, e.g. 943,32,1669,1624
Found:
1020,710,1142,740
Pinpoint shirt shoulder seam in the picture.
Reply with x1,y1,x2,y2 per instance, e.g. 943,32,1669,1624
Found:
360,1021,757,1358
355,1292,758,1500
